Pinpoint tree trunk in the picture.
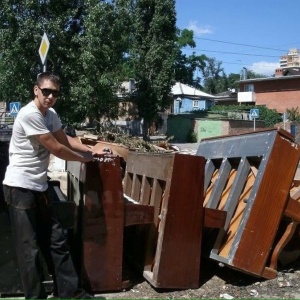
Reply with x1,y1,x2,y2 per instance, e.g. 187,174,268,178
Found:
142,120,150,141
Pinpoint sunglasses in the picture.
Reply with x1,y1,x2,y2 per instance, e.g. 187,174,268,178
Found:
37,86,60,97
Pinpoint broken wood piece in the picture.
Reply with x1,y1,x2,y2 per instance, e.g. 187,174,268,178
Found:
203,207,227,228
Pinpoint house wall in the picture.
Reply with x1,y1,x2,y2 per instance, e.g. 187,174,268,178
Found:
173,97,213,114
239,77,300,113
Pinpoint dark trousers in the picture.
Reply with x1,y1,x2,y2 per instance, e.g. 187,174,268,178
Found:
3,185,79,299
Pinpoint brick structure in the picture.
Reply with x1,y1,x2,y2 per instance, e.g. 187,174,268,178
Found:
239,76,300,113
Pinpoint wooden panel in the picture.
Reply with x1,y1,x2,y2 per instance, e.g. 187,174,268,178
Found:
67,157,125,292
124,152,205,289
126,152,174,180
232,133,300,275
198,129,300,279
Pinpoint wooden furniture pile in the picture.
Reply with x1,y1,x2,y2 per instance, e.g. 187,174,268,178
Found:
197,128,300,279
67,148,226,291
2,128,300,296
66,128,300,293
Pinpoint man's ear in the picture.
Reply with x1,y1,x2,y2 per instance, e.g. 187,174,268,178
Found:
33,85,38,96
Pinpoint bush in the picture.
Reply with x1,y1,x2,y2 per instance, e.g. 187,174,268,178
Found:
187,129,197,143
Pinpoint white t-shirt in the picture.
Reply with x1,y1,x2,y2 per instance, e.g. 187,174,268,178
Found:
3,101,62,191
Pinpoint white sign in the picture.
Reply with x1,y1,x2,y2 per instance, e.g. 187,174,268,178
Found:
39,33,50,65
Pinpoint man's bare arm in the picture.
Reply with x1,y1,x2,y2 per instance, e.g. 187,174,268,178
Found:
36,131,93,162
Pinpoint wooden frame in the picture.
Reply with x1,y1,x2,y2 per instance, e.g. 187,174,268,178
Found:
67,155,154,292
123,152,206,289
197,129,300,279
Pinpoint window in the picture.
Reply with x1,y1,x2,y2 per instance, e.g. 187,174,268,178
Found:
244,84,254,92
193,100,199,108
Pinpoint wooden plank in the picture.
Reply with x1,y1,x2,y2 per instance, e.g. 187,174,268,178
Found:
284,197,300,222
206,158,232,209
232,134,299,275
140,176,152,205
203,208,227,228
131,173,142,200
204,159,216,192
126,152,173,180
124,204,154,226
82,158,125,291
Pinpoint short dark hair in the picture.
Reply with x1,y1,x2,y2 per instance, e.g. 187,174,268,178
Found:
36,71,61,87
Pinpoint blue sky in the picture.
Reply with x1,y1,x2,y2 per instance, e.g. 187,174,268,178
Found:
175,0,300,76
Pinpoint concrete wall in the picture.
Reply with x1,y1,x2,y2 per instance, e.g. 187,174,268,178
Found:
195,120,223,141
167,114,266,142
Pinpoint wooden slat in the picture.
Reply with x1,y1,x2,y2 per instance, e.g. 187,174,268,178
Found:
140,176,152,205
206,158,232,208
124,204,154,226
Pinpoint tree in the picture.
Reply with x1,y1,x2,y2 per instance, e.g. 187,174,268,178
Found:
227,73,241,90
286,107,300,122
201,57,224,94
129,0,177,139
245,69,268,79
0,0,127,125
68,0,128,125
173,29,207,88
0,0,84,113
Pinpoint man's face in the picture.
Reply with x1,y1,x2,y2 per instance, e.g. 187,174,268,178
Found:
34,79,60,112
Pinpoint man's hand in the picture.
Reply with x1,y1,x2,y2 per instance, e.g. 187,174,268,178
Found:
80,151,94,162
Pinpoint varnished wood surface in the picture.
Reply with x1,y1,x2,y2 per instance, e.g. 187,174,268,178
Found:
124,152,205,289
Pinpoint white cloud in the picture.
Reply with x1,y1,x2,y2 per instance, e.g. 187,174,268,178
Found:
247,61,280,76
187,21,214,36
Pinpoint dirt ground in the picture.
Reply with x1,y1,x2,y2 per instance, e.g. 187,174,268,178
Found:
97,259,300,299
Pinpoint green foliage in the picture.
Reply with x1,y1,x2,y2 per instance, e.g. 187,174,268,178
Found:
0,0,275,136
286,107,300,122
209,104,282,127
0,0,84,109
174,29,206,88
187,129,197,143
256,105,282,127
129,0,177,138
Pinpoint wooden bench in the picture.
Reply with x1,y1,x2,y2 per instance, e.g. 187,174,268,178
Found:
123,151,226,289
197,128,300,279
67,155,154,292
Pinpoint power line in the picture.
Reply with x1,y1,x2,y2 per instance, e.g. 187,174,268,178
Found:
222,60,278,67
194,37,287,52
182,48,280,58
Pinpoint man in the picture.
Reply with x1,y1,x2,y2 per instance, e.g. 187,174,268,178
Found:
3,71,98,298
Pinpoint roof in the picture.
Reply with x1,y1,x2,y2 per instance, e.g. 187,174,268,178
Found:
171,82,214,98
283,68,300,76
239,74,300,83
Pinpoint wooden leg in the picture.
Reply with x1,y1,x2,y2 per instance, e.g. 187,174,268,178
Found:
268,220,299,272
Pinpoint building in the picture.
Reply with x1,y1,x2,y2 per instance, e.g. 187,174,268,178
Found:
276,48,300,77
280,48,300,68
238,75,300,113
214,89,238,106
171,82,215,114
